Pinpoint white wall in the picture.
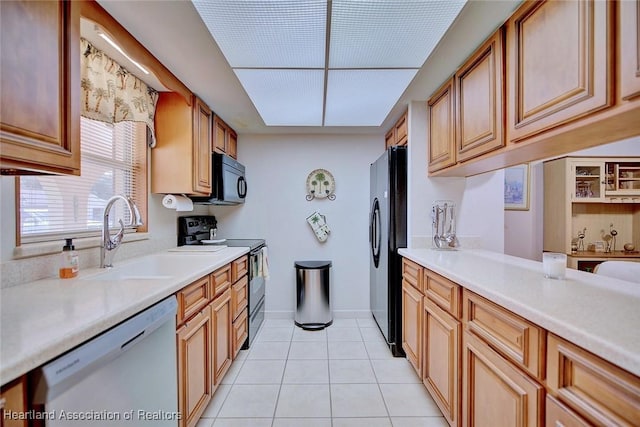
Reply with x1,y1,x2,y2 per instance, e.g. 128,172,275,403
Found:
407,101,505,252
0,165,208,288
209,134,382,318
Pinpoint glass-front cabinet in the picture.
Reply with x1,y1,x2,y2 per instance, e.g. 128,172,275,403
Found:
606,161,640,196
570,161,606,202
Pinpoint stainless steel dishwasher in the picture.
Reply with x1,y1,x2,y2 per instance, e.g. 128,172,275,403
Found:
33,296,179,426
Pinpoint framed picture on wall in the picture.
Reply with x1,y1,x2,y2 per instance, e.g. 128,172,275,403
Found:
504,164,529,210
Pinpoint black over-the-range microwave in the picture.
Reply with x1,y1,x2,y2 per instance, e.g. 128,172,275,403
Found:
190,153,247,205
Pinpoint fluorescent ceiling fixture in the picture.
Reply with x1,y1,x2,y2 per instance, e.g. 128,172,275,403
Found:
325,69,418,126
330,0,467,68
192,0,467,126
234,69,324,126
192,0,326,68
97,30,149,75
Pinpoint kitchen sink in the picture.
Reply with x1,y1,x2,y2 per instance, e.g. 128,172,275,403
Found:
82,253,209,281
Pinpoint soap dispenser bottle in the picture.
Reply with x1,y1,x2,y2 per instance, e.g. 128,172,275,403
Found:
59,238,79,279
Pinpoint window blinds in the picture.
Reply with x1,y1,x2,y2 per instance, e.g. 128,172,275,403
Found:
19,117,146,243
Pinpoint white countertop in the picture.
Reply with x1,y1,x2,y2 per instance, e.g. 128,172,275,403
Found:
0,246,249,386
399,248,640,377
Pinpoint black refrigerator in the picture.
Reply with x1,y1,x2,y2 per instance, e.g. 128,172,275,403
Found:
369,146,407,357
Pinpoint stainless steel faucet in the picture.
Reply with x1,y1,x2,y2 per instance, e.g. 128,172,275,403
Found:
101,195,144,268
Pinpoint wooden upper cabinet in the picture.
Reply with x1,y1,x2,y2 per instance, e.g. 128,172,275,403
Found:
455,28,505,162
620,0,640,101
506,0,614,143
153,93,212,195
395,113,408,146
213,115,238,159
194,97,212,194
385,129,395,150
0,0,80,175
428,78,456,173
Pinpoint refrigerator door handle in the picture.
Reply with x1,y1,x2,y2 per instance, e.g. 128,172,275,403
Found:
371,198,381,268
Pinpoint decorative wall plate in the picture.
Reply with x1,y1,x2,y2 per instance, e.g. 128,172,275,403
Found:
306,169,336,200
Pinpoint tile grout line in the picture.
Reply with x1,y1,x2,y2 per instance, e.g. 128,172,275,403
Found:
269,326,293,427
361,323,394,424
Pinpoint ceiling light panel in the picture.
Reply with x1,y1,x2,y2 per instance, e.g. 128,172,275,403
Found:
329,0,467,68
234,69,324,126
192,0,326,68
325,69,418,126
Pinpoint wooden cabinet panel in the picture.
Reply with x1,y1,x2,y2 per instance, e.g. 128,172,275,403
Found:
212,289,232,385
177,309,212,427
193,97,212,194
425,269,461,318
506,0,614,143
428,78,456,172
462,331,544,427
213,117,226,154
620,0,640,100
153,93,212,195
463,290,545,380
395,113,408,146
385,129,395,150
547,334,640,426
0,376,28,427
546,395,590,427
402,279,423,377
177,276,210,326
210,264,232,298
231,275,248,322
402,257,423,292
227,130,237,159
231,255,248,282
232,308,248,359
423,297,460,427
456,28,505,162
0,0,80,175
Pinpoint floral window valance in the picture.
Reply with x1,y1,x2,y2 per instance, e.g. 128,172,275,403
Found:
80,38,159,145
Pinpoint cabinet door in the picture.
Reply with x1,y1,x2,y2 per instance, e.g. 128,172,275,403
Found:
456,28,504,162
395,113,408,146
0,0,80,175
227,129,238,159
506,0,613,143
570,160,606,202
385,129,395,150
212,289,232,385
213,116,226,154
423,298,460,427
193,96,212,194
620,0,640,101
428,78,456,172
462,331,544,427
402,279,423,377
0,376,28,427
177,309,212,427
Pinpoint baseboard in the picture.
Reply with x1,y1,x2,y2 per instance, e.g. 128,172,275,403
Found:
265,310,373,319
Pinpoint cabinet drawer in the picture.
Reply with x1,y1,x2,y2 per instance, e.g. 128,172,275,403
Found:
546,394,589,427
231,275,248,321
402,258,423,292
231,255,248,282
425,269,461,318
177,276,210,326
232,308,248,359
547,334,640,426
463,290,545,379
210,264,232,297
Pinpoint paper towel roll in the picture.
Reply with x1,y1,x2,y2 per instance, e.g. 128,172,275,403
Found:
162,194,193,212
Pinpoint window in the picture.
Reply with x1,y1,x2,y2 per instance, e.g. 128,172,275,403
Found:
18,117,147,244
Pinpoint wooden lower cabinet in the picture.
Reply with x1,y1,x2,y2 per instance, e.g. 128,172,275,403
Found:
0,376,28,427
177,309,213,427
547,334,640,426
423,297,460,427
212,288,232,385
402,279,423,377
232,308,249,358
546,395,589,427
462,331,544,427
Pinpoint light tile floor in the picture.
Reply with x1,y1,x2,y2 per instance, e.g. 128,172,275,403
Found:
196,317,447,427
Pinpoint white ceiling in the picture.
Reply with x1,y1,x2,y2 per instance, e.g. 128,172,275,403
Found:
96,0,522,135
191,0,466,127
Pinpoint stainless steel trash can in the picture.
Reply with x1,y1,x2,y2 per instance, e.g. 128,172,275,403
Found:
294,261,332,330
